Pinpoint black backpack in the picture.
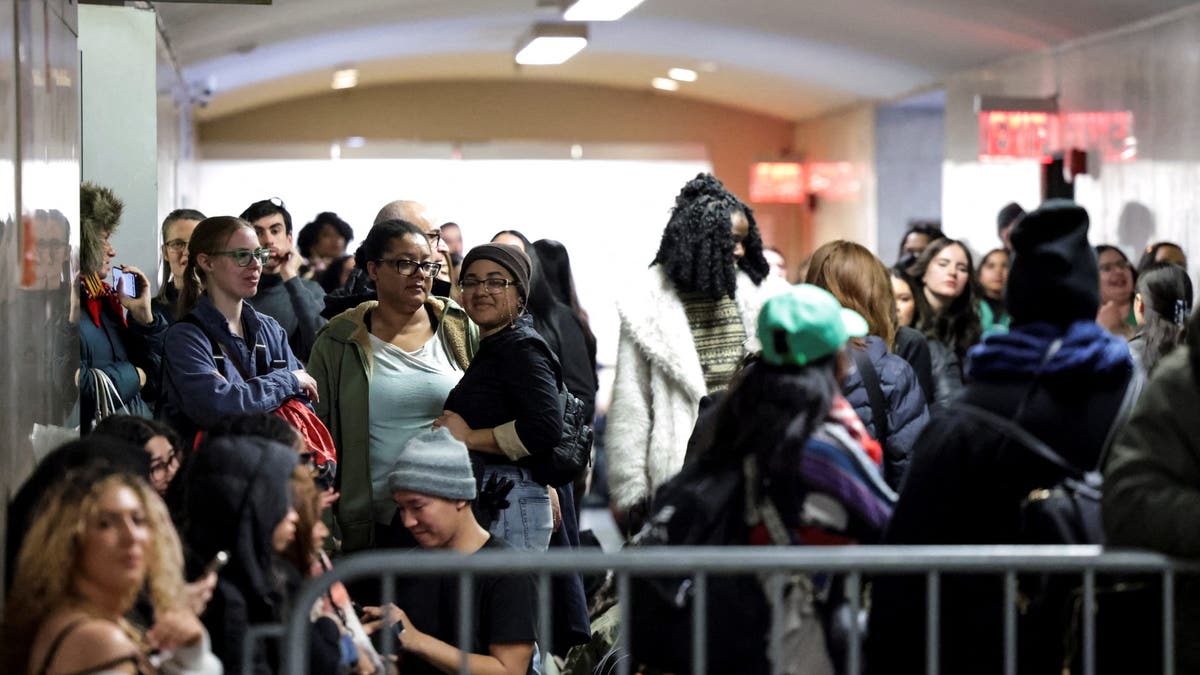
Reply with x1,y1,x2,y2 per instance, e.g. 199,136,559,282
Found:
627,459,775,674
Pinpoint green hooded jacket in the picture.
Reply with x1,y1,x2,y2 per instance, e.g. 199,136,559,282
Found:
307,297,478,552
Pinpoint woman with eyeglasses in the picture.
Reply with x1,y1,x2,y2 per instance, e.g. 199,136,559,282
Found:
432,243,564,552
307,219,478,553
151,209,206,323
1095,244,1138,338
160,216,319,443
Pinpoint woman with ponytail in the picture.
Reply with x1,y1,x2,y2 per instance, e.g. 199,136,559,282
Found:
160,217,318,442
1129,262,1193,375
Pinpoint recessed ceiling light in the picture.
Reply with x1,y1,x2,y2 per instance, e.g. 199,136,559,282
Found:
651,77,679,92
563,0,644,21
668,67,697,82
332,68,358,90
515,23,589,65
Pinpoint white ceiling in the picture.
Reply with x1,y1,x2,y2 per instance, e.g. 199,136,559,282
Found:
154,0,1200,121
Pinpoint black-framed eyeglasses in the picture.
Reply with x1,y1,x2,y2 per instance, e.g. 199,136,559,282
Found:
459,278,515,294
424,231,442,246
378,258,443,277
150,450,179,477
165,238,189,252
214,248,271,267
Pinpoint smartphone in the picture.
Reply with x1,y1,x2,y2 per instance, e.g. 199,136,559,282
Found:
113,268,138,297
204,550,230,576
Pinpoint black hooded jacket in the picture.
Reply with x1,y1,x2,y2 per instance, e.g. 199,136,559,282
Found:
185,436,298,674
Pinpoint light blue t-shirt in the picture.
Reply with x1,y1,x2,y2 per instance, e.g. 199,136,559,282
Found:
368,331,463,523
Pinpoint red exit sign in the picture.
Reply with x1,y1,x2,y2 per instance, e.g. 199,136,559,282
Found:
978,111,1135,162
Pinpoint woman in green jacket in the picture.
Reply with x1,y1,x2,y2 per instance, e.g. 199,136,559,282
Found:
307,220,477,553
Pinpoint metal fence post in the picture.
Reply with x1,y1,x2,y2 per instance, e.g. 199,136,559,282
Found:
926,571,940,675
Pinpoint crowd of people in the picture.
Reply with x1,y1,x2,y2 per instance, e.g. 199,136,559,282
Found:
2,173,1197,674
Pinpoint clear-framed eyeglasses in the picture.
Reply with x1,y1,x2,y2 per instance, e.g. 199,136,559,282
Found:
214,248,271,267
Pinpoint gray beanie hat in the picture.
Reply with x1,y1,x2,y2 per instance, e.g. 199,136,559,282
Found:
386,428,477,501
460,243,532,302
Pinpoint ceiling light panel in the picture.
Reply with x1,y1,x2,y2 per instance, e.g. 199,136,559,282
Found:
515,23,589,65
331,68,358,89
651,77,679,91
563,0,645,21
668,67,697,82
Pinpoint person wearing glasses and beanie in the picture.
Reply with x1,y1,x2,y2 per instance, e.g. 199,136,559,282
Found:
240,198,328,362
307,219,478,553
434,243,564,552
160,216,319,443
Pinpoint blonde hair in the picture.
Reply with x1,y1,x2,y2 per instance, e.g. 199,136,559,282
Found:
2,472,185,673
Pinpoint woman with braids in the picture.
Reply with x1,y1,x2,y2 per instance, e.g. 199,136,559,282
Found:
1128,262,1193,375
160,216,318,442
608,173,787,516
905,238,982,409
2,465,220,675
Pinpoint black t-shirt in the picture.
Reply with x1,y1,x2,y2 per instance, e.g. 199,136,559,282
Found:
395,536,538,674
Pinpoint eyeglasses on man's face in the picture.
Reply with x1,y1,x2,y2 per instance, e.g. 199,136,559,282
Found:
424,231,442,246
459,278,515,294
378,258,443,277
213,248,271,267
165,238,189,252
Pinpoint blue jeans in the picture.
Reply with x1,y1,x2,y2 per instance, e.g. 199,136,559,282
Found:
482,464,553,552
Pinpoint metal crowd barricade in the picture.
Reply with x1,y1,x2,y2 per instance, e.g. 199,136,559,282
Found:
273,545,1196,675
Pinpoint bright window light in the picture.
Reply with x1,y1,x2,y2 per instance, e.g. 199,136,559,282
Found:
651,77,679,92
563,0,645,21
668,68,697,82
331,69,358,90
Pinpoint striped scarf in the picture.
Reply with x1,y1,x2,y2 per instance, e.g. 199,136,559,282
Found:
681,292,747,394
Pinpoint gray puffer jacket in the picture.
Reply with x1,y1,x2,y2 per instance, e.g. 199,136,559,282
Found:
842,335,930,490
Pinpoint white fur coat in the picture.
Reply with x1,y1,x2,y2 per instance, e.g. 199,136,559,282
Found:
607,267,789,509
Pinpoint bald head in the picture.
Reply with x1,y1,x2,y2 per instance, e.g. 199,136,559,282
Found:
374,200,431,228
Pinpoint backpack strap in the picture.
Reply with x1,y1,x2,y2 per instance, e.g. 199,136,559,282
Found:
957,403,1086,481
1098,366,1145,469
849,346,889,444
178,313,286,380
178,313,232,375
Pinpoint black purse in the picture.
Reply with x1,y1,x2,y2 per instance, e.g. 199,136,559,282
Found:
527,384,594,488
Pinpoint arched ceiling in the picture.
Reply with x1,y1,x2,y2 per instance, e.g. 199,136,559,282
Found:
155,0,1199,121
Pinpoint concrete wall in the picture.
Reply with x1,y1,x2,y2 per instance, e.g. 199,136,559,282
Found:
875,103,944,266
790,104,879,260
79,4,158,285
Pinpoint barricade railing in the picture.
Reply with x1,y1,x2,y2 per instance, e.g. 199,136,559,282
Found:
271,545,1198,675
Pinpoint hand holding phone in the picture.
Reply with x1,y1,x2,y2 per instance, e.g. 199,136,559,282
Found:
113,268,138,298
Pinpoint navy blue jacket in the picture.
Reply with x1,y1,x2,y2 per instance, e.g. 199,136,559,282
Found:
161,295,304,434
841,336,930,490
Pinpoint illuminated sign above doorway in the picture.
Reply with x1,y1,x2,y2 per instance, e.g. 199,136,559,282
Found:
978,111,1136,163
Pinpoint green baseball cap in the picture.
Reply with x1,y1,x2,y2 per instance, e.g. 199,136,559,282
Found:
758,284,869,367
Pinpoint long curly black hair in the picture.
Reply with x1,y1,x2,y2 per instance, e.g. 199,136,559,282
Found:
653,173,769,299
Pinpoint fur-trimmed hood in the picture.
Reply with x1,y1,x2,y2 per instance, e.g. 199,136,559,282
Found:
79,182,123,275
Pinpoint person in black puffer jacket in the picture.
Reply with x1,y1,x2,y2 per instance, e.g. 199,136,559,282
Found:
868,201,1136,675
806,240,929,490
